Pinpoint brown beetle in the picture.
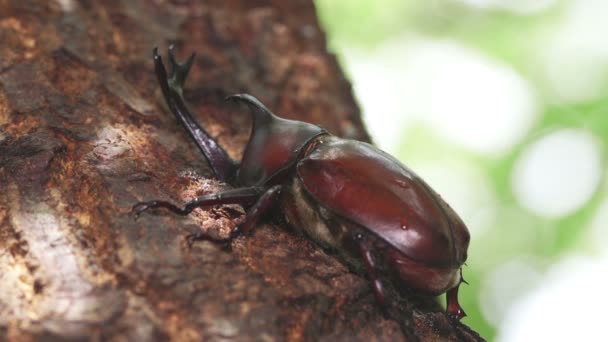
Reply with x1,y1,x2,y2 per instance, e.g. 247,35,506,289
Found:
133,47,471,320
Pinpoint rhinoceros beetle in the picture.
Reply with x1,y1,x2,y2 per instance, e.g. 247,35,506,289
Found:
133,46,471,320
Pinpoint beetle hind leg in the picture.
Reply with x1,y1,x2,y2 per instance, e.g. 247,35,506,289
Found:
446,270,467,320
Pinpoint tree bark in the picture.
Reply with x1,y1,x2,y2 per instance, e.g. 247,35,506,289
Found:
0,1,484,341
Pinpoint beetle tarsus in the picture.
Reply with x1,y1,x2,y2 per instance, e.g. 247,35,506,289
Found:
132,200,189,218
167,45,195,93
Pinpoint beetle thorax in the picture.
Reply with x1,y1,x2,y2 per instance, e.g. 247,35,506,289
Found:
236,113,325,186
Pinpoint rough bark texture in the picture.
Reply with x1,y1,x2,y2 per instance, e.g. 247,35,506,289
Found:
0,1,485,341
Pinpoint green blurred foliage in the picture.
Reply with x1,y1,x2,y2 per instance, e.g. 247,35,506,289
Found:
315,0,608,340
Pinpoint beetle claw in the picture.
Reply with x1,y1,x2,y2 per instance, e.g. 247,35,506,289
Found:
131,202,150,220
459,268,469,285
185,232,202,248
447,309,467,321
166,45,195,91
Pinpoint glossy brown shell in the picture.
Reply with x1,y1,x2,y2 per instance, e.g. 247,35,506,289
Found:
297,137,470,267
233,95,325,186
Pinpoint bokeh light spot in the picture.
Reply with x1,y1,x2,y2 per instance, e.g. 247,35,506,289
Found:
539,0,608,103
405,40,538,155
497,255,608,342
458,0,556,15
512,129,602,218
346,39,538,156
479,258,542,327
586,194,608,255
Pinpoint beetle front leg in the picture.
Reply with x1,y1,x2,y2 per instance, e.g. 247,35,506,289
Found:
357,235,389,310
186,185,282,246
132,187,262,218
153,47,237,182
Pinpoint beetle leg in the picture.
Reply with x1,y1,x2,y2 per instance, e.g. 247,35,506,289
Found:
153,46,237,182
236,185,282,234
460,267,469,285
186,185,282,246
357,235,388,309
132,186,262,218
446,272,467,320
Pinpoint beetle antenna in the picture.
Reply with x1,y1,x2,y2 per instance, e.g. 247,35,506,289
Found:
225,94,275,127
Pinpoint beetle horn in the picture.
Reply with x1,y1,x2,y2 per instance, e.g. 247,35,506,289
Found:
226,94,275,128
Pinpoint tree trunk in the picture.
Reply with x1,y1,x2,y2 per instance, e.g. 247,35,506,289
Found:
0,1,484,341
